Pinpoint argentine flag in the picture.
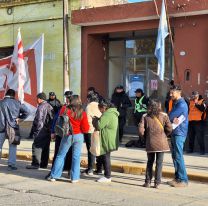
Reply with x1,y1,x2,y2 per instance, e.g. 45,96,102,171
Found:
155,0,169,81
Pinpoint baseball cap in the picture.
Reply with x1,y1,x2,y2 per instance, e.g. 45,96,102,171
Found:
64,90,73,97
49,92,55,96
135,88,143,93
191,91,199,96
115,85,124,90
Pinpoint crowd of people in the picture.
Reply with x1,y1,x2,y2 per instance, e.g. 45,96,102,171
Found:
0,83,207,188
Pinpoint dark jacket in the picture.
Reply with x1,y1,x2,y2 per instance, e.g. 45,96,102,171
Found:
111,91,132,117
30,101,53,139
0,96,29,132
47,98,62,114
138,112,172,152
169,98,189,137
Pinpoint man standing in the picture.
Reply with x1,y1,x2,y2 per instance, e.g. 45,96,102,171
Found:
134,88,149,147
0,89,29,170
188,91,206,155
168,85,189,187
47,92,62,115
111,85,132,143
26,92,53,169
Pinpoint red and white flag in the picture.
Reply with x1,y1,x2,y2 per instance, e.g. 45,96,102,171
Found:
11,28,26,103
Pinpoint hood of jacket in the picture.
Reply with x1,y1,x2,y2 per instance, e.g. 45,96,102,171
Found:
105,108,120,117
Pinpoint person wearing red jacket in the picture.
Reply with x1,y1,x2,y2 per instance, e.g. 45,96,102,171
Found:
47,95,89,183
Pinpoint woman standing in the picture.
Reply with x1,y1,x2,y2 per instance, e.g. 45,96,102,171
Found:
82,93,102,175
93,99,119,183
47,95,89,183
138,99,172,188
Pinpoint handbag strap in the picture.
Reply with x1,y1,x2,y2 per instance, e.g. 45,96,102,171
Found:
153,116,164,130
63,107,68,115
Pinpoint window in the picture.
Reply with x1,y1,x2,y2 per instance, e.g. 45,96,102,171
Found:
184,69,191,81
0,46,14,59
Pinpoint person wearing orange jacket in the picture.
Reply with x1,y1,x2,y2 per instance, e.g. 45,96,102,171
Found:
188,91,206,155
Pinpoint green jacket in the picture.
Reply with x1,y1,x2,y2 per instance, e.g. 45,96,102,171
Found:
98,108,119,155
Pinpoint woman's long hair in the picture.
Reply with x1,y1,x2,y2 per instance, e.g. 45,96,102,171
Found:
67,95,83,119
147,99,161,118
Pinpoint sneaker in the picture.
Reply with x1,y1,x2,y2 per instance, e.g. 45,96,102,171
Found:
81,169,93,176
47,176,56,182
97,177,111,183
167,179,178,186
153,183,160,189
142,182,151,188
171,181,188,188
93,170,103,175
71,180,79,183
87,170,93,176
26,165,39,169
45,172,51,180
7,165,17,171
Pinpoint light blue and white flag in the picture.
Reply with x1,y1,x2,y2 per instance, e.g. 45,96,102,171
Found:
154,0,169,81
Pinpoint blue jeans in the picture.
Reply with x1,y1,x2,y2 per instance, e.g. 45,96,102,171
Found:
0,132,17,166
51,134,83,181
171,135,188,183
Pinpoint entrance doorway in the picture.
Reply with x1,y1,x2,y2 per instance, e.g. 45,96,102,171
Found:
108,30,173,132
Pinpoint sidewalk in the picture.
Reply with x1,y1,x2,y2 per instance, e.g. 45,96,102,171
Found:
1,137,208,183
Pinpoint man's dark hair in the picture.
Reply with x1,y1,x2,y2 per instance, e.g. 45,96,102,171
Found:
88,87,95,92
37,92,47,101
170,85,182,91
5,89,15,97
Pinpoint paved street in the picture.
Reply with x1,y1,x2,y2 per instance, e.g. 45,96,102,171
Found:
0,159,208,206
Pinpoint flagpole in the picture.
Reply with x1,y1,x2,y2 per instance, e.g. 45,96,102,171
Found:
3,28,21,97
153,0,160,17
63,0,70,96
164,0,180,83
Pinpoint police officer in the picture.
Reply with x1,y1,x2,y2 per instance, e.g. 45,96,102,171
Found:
134,88,149,147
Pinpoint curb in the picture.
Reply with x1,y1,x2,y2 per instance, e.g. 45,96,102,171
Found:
2,152,208,183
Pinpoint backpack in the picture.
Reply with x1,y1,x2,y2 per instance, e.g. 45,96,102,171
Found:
55,108,73,138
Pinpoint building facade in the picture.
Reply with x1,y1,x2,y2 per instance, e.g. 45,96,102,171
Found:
0,0,82,100
72,0,208,102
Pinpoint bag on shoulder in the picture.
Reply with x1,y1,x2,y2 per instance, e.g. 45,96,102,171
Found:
55,108,73,138
90,131,100,156
5,122,21,145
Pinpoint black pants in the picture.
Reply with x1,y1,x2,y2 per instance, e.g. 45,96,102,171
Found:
96,152,111,178
134,112,146,147
145,152,164,184
52,135,72,171
84,133,95,171
32,133,51,168
119,116,126,142
188,121,205,153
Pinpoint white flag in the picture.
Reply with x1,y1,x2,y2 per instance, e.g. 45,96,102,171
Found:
11,28,26,103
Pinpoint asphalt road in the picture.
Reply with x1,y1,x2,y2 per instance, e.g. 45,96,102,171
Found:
0,159,208,206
